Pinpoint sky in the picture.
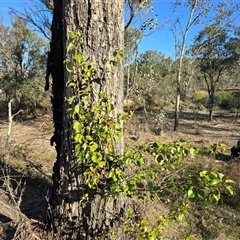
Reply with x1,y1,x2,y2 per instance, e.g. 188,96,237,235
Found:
137,0,240,58
1,0,240,58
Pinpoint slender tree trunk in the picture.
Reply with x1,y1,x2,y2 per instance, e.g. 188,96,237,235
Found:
174,91,180,131
208,92,215,121
7,99,23,144
205,74,219,122
172,1,201,131
47,1,126,239
174,71,181,131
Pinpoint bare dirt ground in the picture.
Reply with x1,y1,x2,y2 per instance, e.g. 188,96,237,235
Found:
0,109,240,239
127,109,240,155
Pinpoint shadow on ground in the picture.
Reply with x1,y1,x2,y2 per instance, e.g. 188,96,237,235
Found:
0,160,52,239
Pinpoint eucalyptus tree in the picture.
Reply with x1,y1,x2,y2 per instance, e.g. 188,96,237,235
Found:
124,0,162,101
10,0,152,41
124,27,142,98
170,0,211,131
191,25,240,121
124,0,153,30
135,50,174,115
47,1,126,239
0,17,47,111
10,0,53,40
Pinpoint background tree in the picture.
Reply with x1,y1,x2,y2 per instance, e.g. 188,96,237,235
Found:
10,0,151,41
170,0,210,131
124,0,152,30
124,27,142,99
0,17,48,116
10,0,53,40
123,0,171,111
135,50,174,116
191,25,240,121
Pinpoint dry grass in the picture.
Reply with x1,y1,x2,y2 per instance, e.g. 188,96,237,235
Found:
0,115,55,176
1,108,240,239
0,115,55,240
125,108,240,239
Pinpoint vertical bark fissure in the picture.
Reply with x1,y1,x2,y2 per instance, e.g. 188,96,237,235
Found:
49,0,65,208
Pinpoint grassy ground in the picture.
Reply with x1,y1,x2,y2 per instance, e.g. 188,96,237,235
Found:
1,107,240,239
125,107,240,239
0,114,55,239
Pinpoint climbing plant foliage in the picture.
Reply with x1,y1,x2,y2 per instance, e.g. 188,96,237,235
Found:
65,32,235,239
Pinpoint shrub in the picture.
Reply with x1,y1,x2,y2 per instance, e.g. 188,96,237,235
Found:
194,91,236,110
214,92,235,109
192,90,208,102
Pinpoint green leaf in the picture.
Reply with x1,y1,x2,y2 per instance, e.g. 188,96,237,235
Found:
74,133,83,143
199,170,208,177
68,82,76,87
196,190,205,199
84,68,94,78
74,54,83,63
86,135,93,141
210,172,218,178
125,157,132,165
74,105,80,114
218,173,225,180
226,186,234,195
93,177,99,186
68,96,75,104
210,179,220,186
89,142,98,151
225,179,235,184
91,153,98,162
149,235,157,240
109,169,117,181
187,188,195,198
73,121,83,132
212,190,221,202
106,60,111,68
67,42,74,52
107,104,114,113
75,143,80,151
66,61,74,72
190,147,198,156
77,152,84,162
98,161,106,168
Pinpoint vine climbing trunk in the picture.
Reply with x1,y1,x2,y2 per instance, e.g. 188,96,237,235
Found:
47,1,126,239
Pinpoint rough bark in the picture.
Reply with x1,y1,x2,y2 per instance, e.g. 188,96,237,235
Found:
47,1,126,239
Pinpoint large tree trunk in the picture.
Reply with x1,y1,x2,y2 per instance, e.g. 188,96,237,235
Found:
47,1,126,239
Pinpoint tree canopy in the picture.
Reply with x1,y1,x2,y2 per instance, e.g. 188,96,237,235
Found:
0,17,48,114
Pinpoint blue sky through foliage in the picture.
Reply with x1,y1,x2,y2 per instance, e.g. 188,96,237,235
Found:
1,0,240,58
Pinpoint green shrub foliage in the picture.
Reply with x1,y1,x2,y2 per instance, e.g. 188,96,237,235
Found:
65,32,235,239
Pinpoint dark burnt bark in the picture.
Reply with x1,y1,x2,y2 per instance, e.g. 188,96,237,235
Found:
45,0,65,233
47,1,126,239
47,0,64,157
